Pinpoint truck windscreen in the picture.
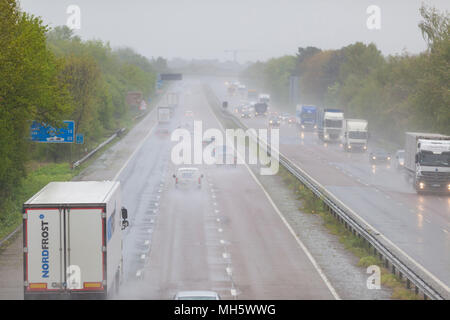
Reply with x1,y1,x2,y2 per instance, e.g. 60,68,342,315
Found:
325,119,343,128
420,151,450,167
349,131,367,139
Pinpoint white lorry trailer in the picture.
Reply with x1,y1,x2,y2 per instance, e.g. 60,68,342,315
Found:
157,106,171,123
404,132,450,194
23,181,129,299
342,119,368,152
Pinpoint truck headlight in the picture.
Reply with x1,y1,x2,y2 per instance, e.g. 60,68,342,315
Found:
314,125,317,129
301,125,305,129
419,182,425,189
363,145,367,150
448,184,450,191
324,134,329,139
348,145,352,149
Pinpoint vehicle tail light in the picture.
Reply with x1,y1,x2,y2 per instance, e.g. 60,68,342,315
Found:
176,178,178,183
29,283,47,290
84,282,102,289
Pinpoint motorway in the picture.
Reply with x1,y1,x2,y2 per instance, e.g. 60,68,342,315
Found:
209,77,450,292
118,80,336,299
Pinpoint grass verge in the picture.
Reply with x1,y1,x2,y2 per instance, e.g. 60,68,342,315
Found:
277,165,420,300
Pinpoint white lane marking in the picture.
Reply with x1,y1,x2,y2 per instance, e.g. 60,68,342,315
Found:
218,228,223,233
222,253,230,259
216,218,221,222
113,107,160,181
215,209,220,214
226,267,233,276
207,101,340,300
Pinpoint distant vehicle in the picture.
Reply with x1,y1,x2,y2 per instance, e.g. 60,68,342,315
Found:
369,150,391,165
241,108,252,119
404,132,450,194
317,108,344,142
258,93,270,104
173,168,204,189
395,149,405,171
268,116,281,127
342,119,368,152
157,106,171,124
184,110,194,117
173,291,221,300
214,145,237,166
287,116,296,125
247,89,258,102
23,181,129,300
279,113,290,122
238,84,247,97
167,92,179,108
296,105,317,130
254,102,268,117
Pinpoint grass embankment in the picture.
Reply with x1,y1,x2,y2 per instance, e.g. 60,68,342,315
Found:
278,166,419,300
0,163,76,241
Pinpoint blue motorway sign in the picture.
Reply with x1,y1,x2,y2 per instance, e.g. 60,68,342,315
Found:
30,120,75,143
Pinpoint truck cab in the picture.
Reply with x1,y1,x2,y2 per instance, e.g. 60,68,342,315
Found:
317,108,344,142
342,119,368,152
405,132,450,194
296,105,317,131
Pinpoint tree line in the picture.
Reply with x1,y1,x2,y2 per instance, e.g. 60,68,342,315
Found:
241,5,449,144
0,0,163,220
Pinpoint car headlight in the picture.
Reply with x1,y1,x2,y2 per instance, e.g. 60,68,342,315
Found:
348,145,352,149
372,156,376,160
387,157,391,160
301,125,305,129
447,184,450,191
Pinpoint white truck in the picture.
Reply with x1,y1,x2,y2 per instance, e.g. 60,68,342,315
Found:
23,181,129,299
157,106,171,123
342,119,368,152
317,108,344,142
258,93,270,104
404,132,450,194
167,92,179,108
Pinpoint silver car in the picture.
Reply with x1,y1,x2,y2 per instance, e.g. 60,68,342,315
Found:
174,291,221,300
173,168,204,189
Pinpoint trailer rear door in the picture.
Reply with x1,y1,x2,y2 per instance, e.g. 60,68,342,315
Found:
66,208,104,291
25,208,63,291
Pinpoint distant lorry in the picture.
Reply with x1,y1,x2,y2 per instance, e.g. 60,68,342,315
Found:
258,93,270,104
296,105,317,130
167,92,179,108
404,132,450,194
158,106,171,123
254,102,268,117
342,119,368,152
23,181,129,299
317,108,344,142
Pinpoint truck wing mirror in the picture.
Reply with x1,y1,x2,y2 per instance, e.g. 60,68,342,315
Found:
415,154,419,164
121,207,129,230
172,174,176,178
121,207,128,220
222,101,228,108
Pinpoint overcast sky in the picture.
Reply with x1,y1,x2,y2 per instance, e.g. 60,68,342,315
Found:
19,0,450,63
